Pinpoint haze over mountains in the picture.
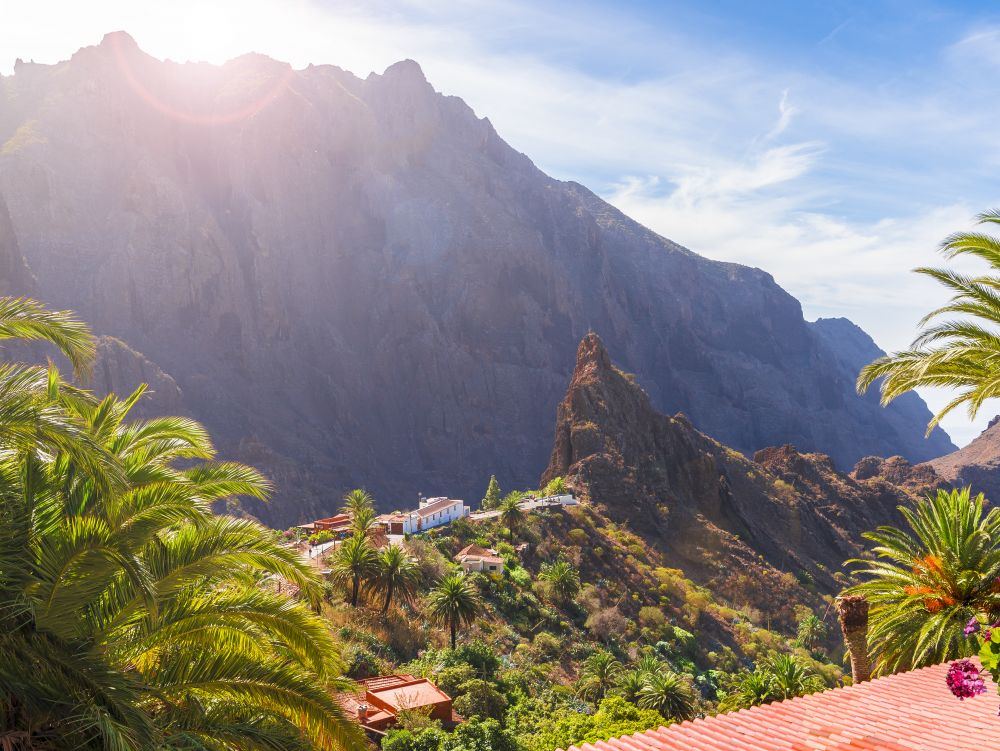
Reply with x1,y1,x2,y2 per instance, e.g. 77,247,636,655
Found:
0,32,954,524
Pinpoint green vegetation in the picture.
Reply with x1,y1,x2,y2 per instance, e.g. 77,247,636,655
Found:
428,573,483,649
858,209,1000,431
845,488,1000,674
482,475,502,510
538,559,581,604
374,543,420,614
332,533,380,607
0,298,361,751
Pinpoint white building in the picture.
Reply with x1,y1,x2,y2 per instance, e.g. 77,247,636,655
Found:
455,544,504,574
380,497,470,535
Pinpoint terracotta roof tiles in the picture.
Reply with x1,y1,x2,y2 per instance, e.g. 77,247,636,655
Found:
563,662,1000,751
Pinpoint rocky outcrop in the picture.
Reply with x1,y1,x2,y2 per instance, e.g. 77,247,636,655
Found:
543,334,928,604
0,34,954,524
927,416,1000,502
91,336,185,417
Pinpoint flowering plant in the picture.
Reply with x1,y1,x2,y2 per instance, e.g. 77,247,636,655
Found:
950,615,1000,711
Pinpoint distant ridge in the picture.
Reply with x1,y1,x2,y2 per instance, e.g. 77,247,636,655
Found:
0,33,954,523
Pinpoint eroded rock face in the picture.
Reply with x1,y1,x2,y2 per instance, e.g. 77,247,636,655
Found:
0,34,954,524
928,418,1000,502
543,334,928,602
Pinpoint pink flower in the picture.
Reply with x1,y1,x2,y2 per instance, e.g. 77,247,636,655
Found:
947,660,987,700
965,617,981,636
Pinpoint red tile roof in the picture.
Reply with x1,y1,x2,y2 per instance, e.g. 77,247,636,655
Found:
563,661,1000,751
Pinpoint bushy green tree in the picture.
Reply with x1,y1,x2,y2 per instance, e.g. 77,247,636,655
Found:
481,475,502,510
522,696,666,751
543,476,568,496
444,718,520,751
452,679,509,720
382,726,447,751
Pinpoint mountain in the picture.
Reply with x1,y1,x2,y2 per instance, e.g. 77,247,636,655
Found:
542,333,942,603
0,33,953,524
927,416,1000,502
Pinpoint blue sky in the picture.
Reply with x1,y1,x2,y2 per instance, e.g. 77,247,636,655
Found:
3,0,1000,445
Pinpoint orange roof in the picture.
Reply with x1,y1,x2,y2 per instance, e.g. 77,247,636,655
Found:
369,677,452,710
358,674,418,691
564,662,1000,751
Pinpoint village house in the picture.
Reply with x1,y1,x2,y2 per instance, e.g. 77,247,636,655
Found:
337,674,461,735
454,544,505,574
295,513,354,538
379,496,470,535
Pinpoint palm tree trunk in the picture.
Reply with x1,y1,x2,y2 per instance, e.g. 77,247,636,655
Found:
382,581,394,615
450,621,457,649
837,595,871,683
351,575,360,607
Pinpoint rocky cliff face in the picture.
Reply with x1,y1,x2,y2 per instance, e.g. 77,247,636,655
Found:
0,33,953,524
928,416,1000,502
542,334,942,602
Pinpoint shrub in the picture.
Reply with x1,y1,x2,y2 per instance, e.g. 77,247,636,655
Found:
308,530,334,545
638,606,666,630
533,631,562,659
452,679,509,720
435,664,477,697
444,718,519,751
568,528,588,545
586,607,628,642
383,726,446,751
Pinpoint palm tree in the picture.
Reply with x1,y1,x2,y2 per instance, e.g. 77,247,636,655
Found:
426,572,481,649
637,670,696,721
332,533,379,607
612,669,646,703
371,543,419,614
857,210,1000,431
764,654,823,700
576,651,622,701
796,613,827,651
343,487,375,516
351,505,379,536
634,654,662,676
498,491,525,539
539,559,581,604
718,668,775,712
0,299,364,751
845,488,1000,674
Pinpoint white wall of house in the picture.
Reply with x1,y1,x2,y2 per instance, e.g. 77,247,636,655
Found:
396,499,470,534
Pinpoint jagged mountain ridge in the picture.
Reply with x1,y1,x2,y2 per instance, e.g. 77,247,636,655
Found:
927,416,1000,503
0,33,953,524
542,333,943,601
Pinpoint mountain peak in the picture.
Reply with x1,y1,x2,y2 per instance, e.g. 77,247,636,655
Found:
381,58,428,83
99,30,139,52
575,332,612,373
